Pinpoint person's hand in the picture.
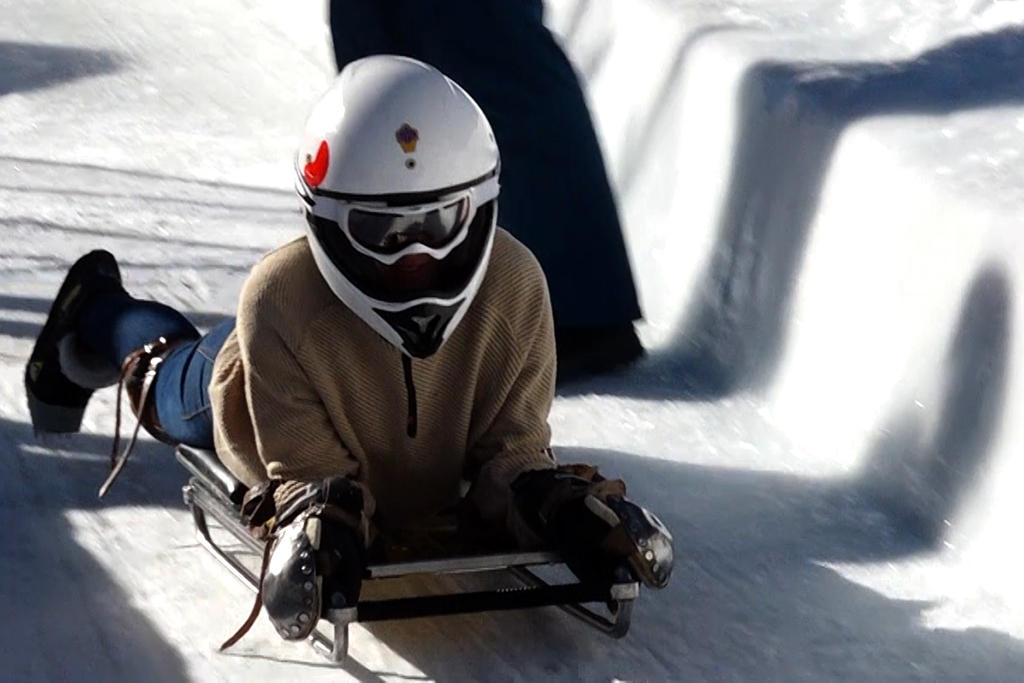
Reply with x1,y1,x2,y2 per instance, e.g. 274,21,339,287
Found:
511,466,673,589
261,477,367,641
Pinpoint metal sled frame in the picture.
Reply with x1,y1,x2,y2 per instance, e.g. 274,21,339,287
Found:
176,446,638,664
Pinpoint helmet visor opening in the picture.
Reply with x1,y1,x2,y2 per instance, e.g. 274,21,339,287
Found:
349,198,469,254
310,200,496,304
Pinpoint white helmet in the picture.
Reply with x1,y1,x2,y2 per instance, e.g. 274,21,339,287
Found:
296,55,500,358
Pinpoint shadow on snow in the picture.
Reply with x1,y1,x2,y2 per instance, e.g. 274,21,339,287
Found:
0,417,188,681
350,444,1024,681
0,41,124,97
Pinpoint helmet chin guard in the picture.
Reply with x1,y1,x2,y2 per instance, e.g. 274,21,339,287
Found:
296,55,501,357
373,301,465,359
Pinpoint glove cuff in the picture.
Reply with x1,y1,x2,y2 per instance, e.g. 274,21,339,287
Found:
274,476,370,546
509,465,626,544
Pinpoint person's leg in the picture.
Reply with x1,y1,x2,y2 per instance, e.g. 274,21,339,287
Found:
90,313,235,497
26,250,228,447
150,319,235,448
74,288,199,369
74,289,235,448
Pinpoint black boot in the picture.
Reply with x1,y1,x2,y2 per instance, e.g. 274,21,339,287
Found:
25,250,124,433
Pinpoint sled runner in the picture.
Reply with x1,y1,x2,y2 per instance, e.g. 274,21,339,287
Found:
175,445,640,664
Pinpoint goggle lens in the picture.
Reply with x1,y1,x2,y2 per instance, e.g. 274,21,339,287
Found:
349,198,469,254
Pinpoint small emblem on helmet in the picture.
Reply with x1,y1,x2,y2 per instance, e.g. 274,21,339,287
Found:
303,140,330,187
395,123,419,153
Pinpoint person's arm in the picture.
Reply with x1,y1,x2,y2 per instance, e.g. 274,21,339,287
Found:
233,267,374,518
239,322,352,482
228,272,374,646
464,266,557,527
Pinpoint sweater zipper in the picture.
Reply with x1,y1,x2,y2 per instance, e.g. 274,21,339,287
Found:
401,354,418,438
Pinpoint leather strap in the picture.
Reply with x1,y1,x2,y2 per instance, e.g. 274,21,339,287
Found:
219,541,275,651
98,345,162,497
98,336,179,498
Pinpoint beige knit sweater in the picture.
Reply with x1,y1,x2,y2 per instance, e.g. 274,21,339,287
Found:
209,229,556,530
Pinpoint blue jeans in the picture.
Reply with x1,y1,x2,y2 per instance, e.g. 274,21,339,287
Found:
75,290,234,448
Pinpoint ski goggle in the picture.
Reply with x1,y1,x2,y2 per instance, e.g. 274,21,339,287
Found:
350,199,468,253
335,175,499,265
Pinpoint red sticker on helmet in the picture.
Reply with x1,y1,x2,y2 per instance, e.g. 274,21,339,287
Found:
303,140,330,187
395,123,419,153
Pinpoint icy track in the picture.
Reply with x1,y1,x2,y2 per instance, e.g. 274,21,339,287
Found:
1,0,1023,680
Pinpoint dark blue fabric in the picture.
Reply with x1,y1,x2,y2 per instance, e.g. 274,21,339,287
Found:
75,291,234,448
77,289,199,366
328,0,642,328
152,319,235,447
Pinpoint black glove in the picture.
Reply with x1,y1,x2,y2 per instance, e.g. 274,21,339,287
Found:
511,465,673,589
261,477,367,641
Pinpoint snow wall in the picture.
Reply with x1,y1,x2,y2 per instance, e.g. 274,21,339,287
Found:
543,1,1024,581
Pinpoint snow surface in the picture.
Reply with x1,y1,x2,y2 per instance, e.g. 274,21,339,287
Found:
1,0,1023,680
